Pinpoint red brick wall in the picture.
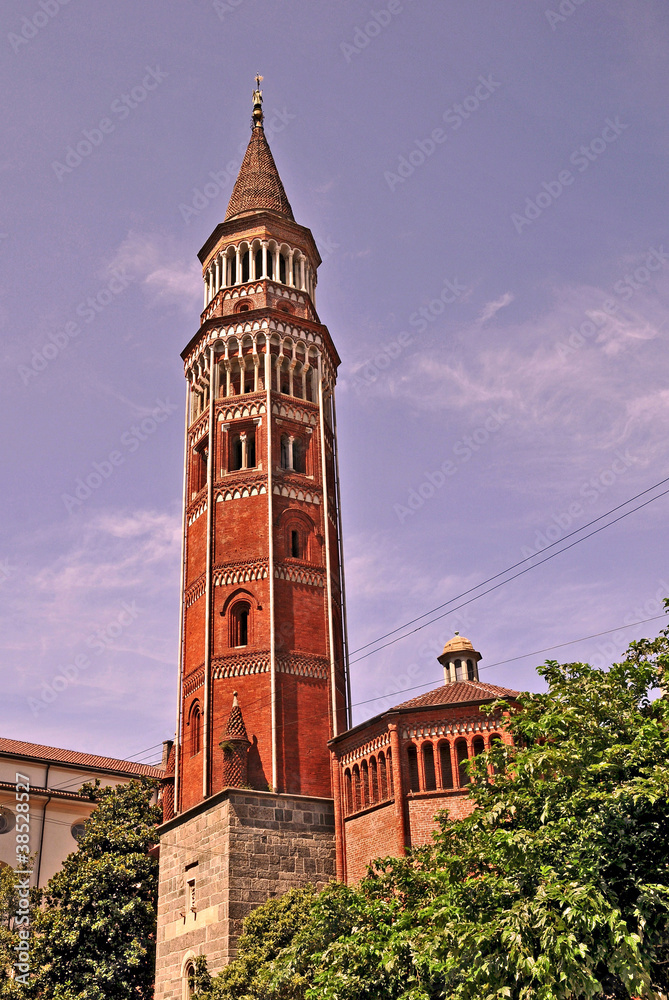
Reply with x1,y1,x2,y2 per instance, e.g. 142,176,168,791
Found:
343,801,398,883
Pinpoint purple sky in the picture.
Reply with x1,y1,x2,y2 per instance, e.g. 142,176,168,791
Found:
2,1,668,767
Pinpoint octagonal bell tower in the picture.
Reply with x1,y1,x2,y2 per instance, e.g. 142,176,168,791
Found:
174,79,351,814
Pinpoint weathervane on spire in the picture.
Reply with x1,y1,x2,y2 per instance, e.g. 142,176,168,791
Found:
252,74,264,129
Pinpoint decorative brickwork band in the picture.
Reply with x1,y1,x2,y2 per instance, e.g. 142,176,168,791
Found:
220,693,251,788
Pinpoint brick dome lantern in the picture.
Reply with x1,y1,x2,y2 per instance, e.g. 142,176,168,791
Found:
437,632,482,683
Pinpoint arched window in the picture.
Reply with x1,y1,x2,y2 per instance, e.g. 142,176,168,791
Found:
189,703,201,757
230,428,256,471
185,961,195,999
438,741,453,789
305,369,314,402
378,752,388,800
407,744,419,792
489,734,505,774
227,254,237,285
369,757,378,803
344,768,352,815
255,248,263,278
360,760,369,807
456,739,470,787
454,658,462,680
241,249,250,282
473,736,485,757
467,658,475,680
387,748,394,795
422,743,436,791
352,765,361,812
279,253,287,284
290,529,301,559
230,602,250,647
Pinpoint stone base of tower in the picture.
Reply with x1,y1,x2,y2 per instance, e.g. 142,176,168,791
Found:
154,788,335,1000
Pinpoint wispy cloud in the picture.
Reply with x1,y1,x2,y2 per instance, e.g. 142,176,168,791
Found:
107,230,201,311
478,291,514,324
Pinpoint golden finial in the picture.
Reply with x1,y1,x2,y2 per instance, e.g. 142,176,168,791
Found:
252,74,264,129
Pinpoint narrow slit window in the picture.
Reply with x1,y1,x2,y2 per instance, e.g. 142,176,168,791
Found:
230,603,250,648
290,530,300,559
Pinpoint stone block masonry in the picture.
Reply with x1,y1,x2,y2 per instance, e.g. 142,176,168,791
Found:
154,787,335,1000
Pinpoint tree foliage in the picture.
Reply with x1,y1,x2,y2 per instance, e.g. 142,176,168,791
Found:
198,627,669,1000
27,777,161,1000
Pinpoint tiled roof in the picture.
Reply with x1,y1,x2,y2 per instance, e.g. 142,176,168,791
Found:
225,126,294,222
0,738,164,778
392,680,519,711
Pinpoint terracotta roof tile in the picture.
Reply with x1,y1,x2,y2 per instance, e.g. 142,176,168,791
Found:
392,680,519,711
0,738,164,778
225,126,294,222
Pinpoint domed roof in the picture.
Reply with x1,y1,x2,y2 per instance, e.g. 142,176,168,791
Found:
440,632,479,657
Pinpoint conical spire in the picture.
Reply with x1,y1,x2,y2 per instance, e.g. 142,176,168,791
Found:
225,77,295,223
221,691,249,743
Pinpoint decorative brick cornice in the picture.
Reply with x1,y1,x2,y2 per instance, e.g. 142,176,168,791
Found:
271,400,319,426
216,480,267,502
188,412,209,445
188,498,207,525
277,652,329,680
212,650,271,679
272,483,321,505
274,563,325,587
401,715,502,741
213,560,269,587
183,670,205,697
217,399,266,422
339,731,391,767
185,576,206,607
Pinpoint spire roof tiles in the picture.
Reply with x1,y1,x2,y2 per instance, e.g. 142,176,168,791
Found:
225,126,294,223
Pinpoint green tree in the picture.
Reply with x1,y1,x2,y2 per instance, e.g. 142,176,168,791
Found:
28,777,161,1000
200,626,669,1000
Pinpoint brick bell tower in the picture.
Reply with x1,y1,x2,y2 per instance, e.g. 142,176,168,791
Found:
155,82,350,994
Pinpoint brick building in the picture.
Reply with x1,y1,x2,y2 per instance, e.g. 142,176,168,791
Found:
155,83,518,997
0,738,164,888
329,633,518,884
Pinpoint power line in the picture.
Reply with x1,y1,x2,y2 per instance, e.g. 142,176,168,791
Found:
348,483,669,667
349,472,669,658
348,612,668,712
